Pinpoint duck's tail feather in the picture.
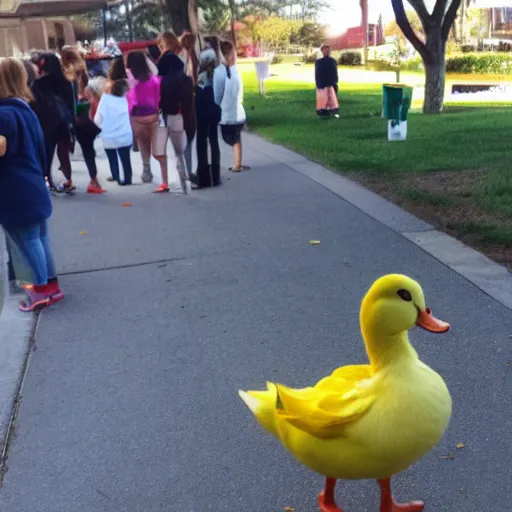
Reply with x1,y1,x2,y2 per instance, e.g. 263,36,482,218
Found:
238,382,279,437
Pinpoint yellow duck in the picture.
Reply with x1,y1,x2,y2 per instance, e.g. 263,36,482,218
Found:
239,274,452,512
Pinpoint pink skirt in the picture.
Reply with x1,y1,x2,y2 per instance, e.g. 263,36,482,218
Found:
316,87,339,117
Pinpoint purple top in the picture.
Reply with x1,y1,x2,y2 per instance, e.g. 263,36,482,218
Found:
127,75,161,116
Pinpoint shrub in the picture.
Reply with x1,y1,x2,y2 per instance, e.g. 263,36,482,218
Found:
461,44,476,53
271,54,283,64
303,53,318,63
339,51,362,66
498,41,512,52
367,57,423,73
446,53,512,74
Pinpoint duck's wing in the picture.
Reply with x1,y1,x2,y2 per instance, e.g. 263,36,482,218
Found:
275,364,375,439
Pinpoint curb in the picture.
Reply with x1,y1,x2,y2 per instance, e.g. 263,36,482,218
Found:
0,295,35,479
244,132,512,311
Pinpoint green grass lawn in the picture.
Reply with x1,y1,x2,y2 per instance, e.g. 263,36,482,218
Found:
241,65,512,266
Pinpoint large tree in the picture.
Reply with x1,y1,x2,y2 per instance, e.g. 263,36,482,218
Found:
391,0,462,114
166,0,198,35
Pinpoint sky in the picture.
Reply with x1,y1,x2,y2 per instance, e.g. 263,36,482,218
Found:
319,0,395,34
319,0,438,35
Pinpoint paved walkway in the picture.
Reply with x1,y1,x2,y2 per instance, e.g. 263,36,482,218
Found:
0,135,511,512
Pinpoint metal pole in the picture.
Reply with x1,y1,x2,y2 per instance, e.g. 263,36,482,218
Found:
102,7,108,47
460,0,466,44
126,0,134,42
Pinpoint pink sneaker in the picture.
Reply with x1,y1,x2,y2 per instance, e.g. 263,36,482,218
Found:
19,283,64,312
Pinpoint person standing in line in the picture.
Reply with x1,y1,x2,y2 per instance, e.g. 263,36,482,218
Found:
33,53,75,192
193,48,221,189
60,46,106,194
94,79,133,186
0,58,63,312
106,56,129,92
160,57,195,194
314,44,339,118
127,51,169,192
179,31,200,177
213,40,250,173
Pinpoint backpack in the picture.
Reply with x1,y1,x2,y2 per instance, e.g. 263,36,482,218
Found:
32,84,73,138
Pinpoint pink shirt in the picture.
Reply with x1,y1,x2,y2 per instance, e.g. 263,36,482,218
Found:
127,75,161,115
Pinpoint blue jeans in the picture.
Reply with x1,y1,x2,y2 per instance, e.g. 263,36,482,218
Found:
3,220,56,286
105,146,133,184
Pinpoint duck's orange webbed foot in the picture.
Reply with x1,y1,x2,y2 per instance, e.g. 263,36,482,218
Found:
378,478,424,512
318,477,344,512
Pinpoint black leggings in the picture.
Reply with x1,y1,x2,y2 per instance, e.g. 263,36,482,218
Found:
48,118,99,182
196,117,220,187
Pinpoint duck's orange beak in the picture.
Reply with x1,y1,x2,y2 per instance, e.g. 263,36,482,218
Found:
416,308,450,333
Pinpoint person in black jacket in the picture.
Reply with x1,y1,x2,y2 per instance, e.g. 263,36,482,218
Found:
157,32,185,77
315,44,339,118
159,57,196,194
193,48,221,189
32,53,75,192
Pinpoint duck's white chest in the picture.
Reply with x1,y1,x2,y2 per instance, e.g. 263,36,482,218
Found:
359,362,452,472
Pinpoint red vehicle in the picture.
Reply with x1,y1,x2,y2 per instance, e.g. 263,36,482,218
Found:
83,52,113,77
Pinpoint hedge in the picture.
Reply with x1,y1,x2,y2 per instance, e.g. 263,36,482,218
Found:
367,58,424,73
446,53,512,74
338,51,362,66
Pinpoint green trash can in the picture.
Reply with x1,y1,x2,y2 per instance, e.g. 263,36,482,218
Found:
382,84,413,141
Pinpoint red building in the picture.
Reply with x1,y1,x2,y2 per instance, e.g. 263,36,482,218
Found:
328,23,384,51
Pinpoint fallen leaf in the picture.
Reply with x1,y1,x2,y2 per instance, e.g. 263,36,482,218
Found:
309,240,321,246
121,202,133,207
440,453,456,460
79,231,87,236
456,443,465,449
284,508,295,512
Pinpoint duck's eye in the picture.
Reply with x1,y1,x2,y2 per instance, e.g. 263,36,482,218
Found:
397,289,412,302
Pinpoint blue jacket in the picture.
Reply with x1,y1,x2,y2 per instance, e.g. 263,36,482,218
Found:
0,98,52,227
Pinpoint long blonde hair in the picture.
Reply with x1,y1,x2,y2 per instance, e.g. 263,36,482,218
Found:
0,57,33,102
158,31,182,54
61,45,88,83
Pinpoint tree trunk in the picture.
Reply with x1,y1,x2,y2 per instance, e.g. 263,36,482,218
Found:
165,0,190,35
423,53,446,114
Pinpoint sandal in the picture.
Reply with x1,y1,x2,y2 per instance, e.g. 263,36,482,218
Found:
153,184,170,193
229,165,251,172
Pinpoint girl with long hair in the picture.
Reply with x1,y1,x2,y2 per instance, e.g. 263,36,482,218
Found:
213,40,250,173
160,54,195,194
157,32,184,77
0,58,63,311
127,51,169,191
95,79,133,185
34,52,75,192
60,46,105,194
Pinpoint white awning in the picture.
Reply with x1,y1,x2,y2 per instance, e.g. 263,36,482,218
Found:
0,0,120,17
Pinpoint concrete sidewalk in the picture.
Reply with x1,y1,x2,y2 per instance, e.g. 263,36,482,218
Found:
0,134,510,512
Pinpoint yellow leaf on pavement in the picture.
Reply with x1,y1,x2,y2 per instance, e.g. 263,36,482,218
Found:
79,231,87,236
309,240,320,245
456,443,465,449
